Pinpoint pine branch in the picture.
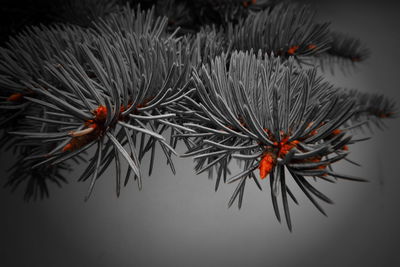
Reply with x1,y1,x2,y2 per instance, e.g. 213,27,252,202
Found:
0,2,396,233
227,3,331,62
0,23,94,91
338,89,397,131
3,29,194,199
315,31,370,73
94,3,169,39
188,51,368,229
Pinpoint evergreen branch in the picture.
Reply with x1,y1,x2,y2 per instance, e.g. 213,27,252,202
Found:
228,3,331,61
94,3,169,39
1,24,194,198
189,51,367,228
338,89,397,131
316,31,370,72
0,1,396,233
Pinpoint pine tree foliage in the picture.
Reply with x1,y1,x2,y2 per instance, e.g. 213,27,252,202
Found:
339,89,397,131
0,1,396,230
6,30,194,200
0,24,94,91
187,51,369,230
188,26,230,66
316,31,370,72
228,3,331,62
94,4,169,39
0,24,96,155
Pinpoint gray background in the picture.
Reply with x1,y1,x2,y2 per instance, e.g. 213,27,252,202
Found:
1,0,400,266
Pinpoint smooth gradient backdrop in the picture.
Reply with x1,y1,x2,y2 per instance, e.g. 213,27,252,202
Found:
1,1,400,266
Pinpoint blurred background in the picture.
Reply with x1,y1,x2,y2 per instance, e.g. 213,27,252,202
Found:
0,0,399,266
